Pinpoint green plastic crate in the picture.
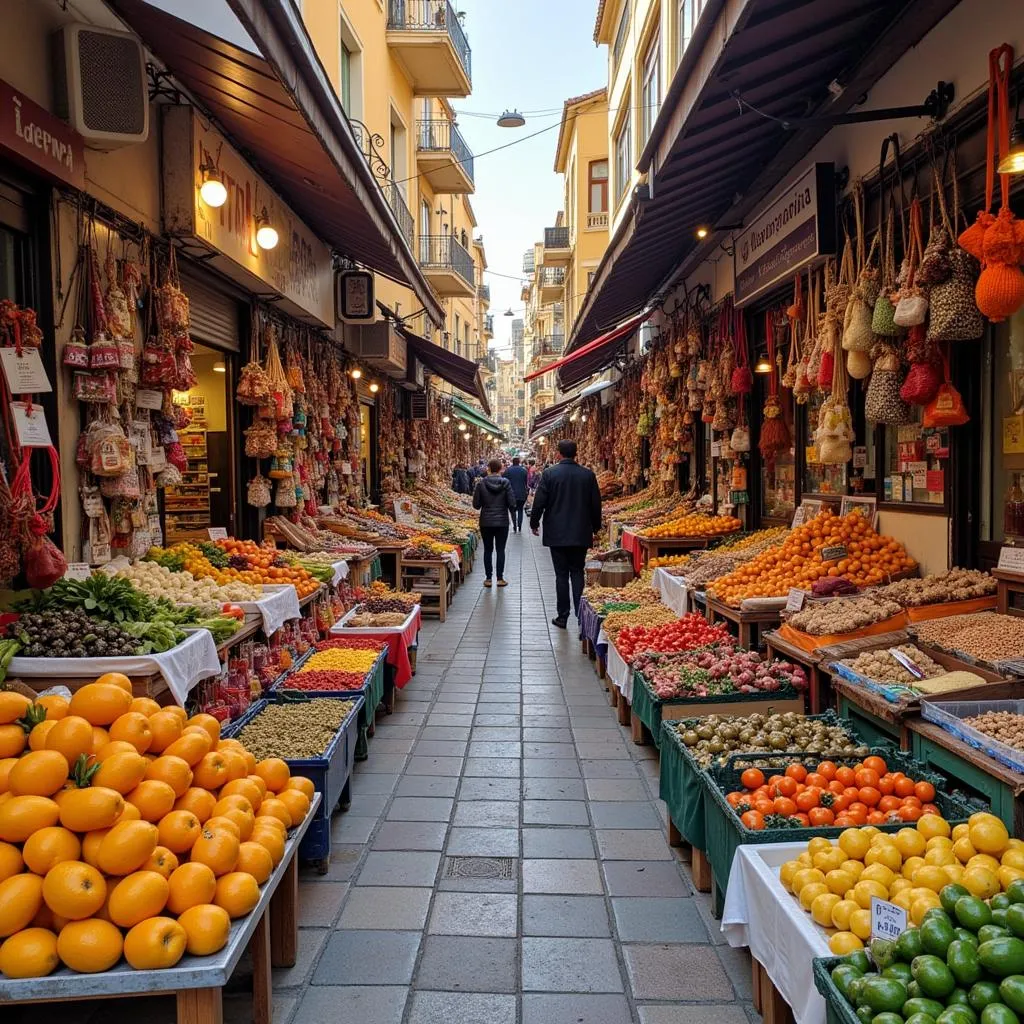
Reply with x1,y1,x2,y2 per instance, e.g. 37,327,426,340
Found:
812,957,862,1024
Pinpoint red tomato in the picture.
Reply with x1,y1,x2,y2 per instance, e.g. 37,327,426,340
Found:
808,807,835,827
785,764,807,783
816,761,838,781
740,768,764,790
740,810,765,830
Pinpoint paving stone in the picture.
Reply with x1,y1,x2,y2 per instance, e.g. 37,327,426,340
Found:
372,821,448,851
427,891,518,936
585,779,651,801
590,801,663,829
415,936,517,993
406,991,516,1024
717,941,754,999
370,737,418,754
612,897,707,942
413,740,468,758
356,851,441,887
523,858,604,894
312,930,420,986
445,827,520,857
523,799,589,826
523,757,580,778
603,861,690,897
294,985,407,1024
467,741,523,759
337,886,432,930
470,727,521,741
522,726,570,742
428,714,475,726
330,816,377,844
297,881,346,927
462,757,521,777
623,944,734,1000
457,776,520,801
271,925,327,988
307,845,361,882
576,741,632,759
405,756,464,777
522,777,585,800
522,827,595,858
394,775,460,798
348,792,389,817
418,726,472,742
349,772,400,795
521,994,633,1024
473,714,521,727
580,759,642,779
638,1006,751,1024
386,797,454,822
522,894,612,937
596,829,674,861
521,937,624,992
452,800,519,827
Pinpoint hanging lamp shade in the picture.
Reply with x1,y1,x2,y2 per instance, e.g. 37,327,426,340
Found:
497,110,525,128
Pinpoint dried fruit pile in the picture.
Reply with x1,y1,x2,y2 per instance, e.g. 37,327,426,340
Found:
0,676,312,978
913,613,1024,664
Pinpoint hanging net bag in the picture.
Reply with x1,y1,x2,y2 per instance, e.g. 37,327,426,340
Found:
759,312,789,463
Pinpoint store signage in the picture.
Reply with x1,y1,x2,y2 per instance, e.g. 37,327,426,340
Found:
785,588,806,613
821,544,847,563
162,107,334,326
63,563,93,581
1004,415,1024,454
0,79,85,191
734,163,836,307
997,547,1024,573
871,897,908,941
0,348,51,394
337,270,375,323
207,527,228,541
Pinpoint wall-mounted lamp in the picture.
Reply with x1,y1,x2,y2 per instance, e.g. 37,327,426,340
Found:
581,414,587,422
696,226,709,240
255,207,279,250
754,352,772,374
212,360,226,373
369,382,380,393
458,421,467,431
442,414,451,423
199,162,227,208
999,120,1024,175
538,436,547,445
350,368,362,380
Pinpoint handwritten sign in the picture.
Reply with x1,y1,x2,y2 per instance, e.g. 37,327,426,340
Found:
0,347,51,394
998,547,1024,574
207,527,228,541
871,896,908,941
852,445,867,469
393,499,418,525
136,389,164,410
11,402,52,447
786,588,806,613
791,508,806,528
64,562,93,581
821,545,848,563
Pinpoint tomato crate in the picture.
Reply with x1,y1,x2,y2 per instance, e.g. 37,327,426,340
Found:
701,748,982,918
224,693,364,874
812,957,861,1024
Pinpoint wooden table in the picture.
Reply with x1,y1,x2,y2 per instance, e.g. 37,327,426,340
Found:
762,630,826,713
0,793,319,1024
400,557,455,622
705,596,782,651
374,542,407,588
994,568,1024,616
636,535,712,566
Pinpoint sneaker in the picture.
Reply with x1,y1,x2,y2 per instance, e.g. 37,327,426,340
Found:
551,617,567,628
497,579,508,587
484,579,493,588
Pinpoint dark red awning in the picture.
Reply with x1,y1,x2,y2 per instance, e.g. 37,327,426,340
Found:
400,329,490,415
523,310,650,385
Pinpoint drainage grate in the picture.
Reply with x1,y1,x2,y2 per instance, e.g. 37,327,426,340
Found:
443,856,517,880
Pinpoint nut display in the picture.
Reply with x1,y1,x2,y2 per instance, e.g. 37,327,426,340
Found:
602,605,679,642
874,567,995,607
236,698,356,759
787,596,903,636
961,711,1024,752
841,644,945,685
913,612,1024,663
346,611,409,627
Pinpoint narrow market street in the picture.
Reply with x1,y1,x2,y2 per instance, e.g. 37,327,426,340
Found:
282,533,756,1024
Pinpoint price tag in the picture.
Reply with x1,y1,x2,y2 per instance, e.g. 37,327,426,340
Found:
63,562,93,580
871,896,908,941
791,507,806,528
148,446,167,471
0,348,51,394
786,588,806,613
998,547,1024,573
340,461,352,476
821,544,848,563
852,445,867,469
11,402,53,447
136,389,164,410
207,527,229,541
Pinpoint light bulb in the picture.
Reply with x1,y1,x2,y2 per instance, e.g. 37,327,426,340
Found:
350,368,362,379
696,226,709,240
199,172,227,208
369,382,380,393
255,208,278,250
212,360,226,373
458,422,466,431
442,415,450,423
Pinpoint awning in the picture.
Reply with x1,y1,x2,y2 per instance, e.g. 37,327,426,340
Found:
529,395,576,438
524,310,650,386
110,0,444,328
567,0,960,353
400,329,490,414
578,379,616,400
452,396,504,438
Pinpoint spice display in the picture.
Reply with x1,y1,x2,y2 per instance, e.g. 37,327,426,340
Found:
634,646,806,697
841,644,945,684
299,648,380,674
913,613,1024,664
874,568,996,606
280,671,366,692
787,596,904,636
236,698,355,760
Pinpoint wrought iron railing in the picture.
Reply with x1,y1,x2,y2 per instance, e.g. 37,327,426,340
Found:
534,335,564,358
384,182,414,249
540,266,566,287
387,0,472,83
348,118,414,250
418,234,474,287
522,250,535,274
478,284,490,302
544,226,570,249
484,314,494,334
416,119,474,184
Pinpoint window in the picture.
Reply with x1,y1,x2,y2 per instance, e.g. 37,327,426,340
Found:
454,314,460,353
460,229,468,249
612,2,630,68
614,110,632,202
419,199,431,263
338,13,362,118
587,270,597,290
464,323,470,357
340,43,352,112
678,0,707,63
589,160,608,214
641,34,661,143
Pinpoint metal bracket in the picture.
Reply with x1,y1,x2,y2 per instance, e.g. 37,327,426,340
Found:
147,63,182,105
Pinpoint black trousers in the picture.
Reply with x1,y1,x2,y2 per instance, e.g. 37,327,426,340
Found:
481,526,509,579
549,545,588,620
511,500,526,530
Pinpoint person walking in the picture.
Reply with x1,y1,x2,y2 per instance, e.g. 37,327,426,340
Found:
503,457,529,533
530,439,602,628
473,458,515,587
451,463,471,495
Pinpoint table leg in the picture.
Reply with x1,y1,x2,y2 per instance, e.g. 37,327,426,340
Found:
809,666,821,715
271,852,299,968
249,909,272,1024
631,713,645,745
609,685,618,708
667,818,684,848
617,696,630,727
760,963,793,1024
691,847,712,893
739,623,751,650
752,959,764,1014
177,987,224,1024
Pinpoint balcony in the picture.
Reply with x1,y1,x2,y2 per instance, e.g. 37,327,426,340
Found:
532,334,564,360
416,119,474,193
587,211,609,230
418,234,475,297
543,225,571,266
483,313,494,338
383,182,414,249
477,284,490,303
539,265,566,303
386,0,471,97
522,250,535,274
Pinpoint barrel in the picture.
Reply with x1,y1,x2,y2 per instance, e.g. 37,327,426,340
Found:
599,560,635,588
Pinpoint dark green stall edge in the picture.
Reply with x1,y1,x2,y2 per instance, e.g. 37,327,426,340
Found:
812,957,863,1024
658,722,709,849
836,693,903,748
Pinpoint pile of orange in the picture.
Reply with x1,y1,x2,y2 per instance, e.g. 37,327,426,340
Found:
639,513,742,540
708,509,916,606
0,673,313,978
178,540,320,598
726,755,940,832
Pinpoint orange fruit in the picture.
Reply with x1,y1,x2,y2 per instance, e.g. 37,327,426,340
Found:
204,815,242,838
96,819,159,876
0,724,27,758
193,752,231,792
146,755,193,798
125,780,176,823
248,826,285,866
246,774,268,801
80,829,109,869
178,903,230,956
107,870,170,928
56,918,123,973
218,747,248,783
0,795,60,842
213,871,259,918
213,794,254,817
190,826,240,876
95,672,133,693
216,805,254,842
129,697,161,717
122,917,186,970
277,789,310,826
45,716,94,764
57,786,124,832
162,731,211,767
8,750,69,797
258,798,292,828
113,801,141,824
147,711,183,754
174,787,216,823
107,712,153,755
0,692,31,725
236,841,273,884
68,683,133,727
92,751,149,795
220,778,263,811
0,872,44,937
285,776,315,800
186,714,221,744
219,739,256,774
163,706,188,725
144,845,179,879
0,927,59,978
41,861,106,920
254,758,290,793
93,740,138,762
0,840,23,883
35,694,69,722
158,810,202,854
0,757,16,793
90,727,109,754
166,862,217,915
22,826,82,875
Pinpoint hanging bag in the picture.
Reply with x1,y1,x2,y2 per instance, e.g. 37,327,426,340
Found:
923,347,970,427
759,311,790,462
894,198,929,326
730,301,752,395
865,342,912,425
872,136,906,337
843,186,875,353
918,153,953,286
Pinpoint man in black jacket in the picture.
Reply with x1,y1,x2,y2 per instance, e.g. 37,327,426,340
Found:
451,464,471,495
473,458,516,587
502,457,529,533
530,439,602,628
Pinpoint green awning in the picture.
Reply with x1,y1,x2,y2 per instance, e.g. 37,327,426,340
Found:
452,396,505,438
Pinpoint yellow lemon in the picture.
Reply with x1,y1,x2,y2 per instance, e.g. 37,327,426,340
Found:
829,931,864,955
838,829,870,862
1007,839,1024,852
807,837,834,858
953,837,977,864
866,845,902,873
913,865,952,893
902,856,926,881
970,811,1006,828
892,890,914,911
926,835,954,852
812,892,842,928
970,819,1010,858
1000,866,1024,891
962,866,1000,900
841,860,865,880
792,868,826,896
825,870,856,897
919,816,952,841
911,893,942,925
861,863,896,889
861,826,880,838
853,879,888,909
944,864,966,884
831,898,859,931
813,848,848,874
889,876,913,895
799,882,830,912
924,847,956,868
952,823,970,842
1002,849,1024,871
779,860,802,892
966,854,1002,874
849,908,872,940
797,852,814,868
894,828,926,859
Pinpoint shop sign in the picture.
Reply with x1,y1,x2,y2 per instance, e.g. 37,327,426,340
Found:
0,79,85,191
1004,415,1024,454
734,164,836,307
162,107,334,326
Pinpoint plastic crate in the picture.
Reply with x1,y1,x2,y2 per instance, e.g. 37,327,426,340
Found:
922,698,1024,774
812,957,862,1024
225,693,364,871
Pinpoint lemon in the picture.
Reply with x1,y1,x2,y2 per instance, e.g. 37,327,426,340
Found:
952,837,977,864
894,828,926,859
926,835,954,852
919,816,952,840
797,852,814,868
1007,838,1024,852
838,829,870,862
1000,866,1024,891
831,898,859,931
944,864,966,884
841,860,865,880
779,860,802,892
962,866,1000,900
1002,849,1024,871
892,890,914,911
812,892,842,927
800,882,830,911
813,848,848,874
966,854,1001,874
913,865,951,893
792,868,826,896
849,908,872,940
861,863,896,889
952,823,970,842
866,844,902,873
853,879,888,909
970,810,1005,827
902,856,926,881
911,893,942,925
807,837,834,858
924,847,956,868
829,931,864,955
825,870,856,896
861,826,880,838
889,877,913,897
970,818,1010,857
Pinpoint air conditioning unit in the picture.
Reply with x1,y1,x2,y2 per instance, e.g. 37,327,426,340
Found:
53,25,149,149
400,356,425,392
353,321,407,377
408,391,429,420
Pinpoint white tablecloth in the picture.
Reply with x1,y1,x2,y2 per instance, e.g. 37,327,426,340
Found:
331,560,350,586
606,642,633,701
238,585,301,637
8,628,221,707
722,843,830,1024
331,604,420,636
653,568,690,616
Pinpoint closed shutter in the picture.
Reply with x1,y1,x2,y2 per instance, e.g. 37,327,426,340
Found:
178,264,242,352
